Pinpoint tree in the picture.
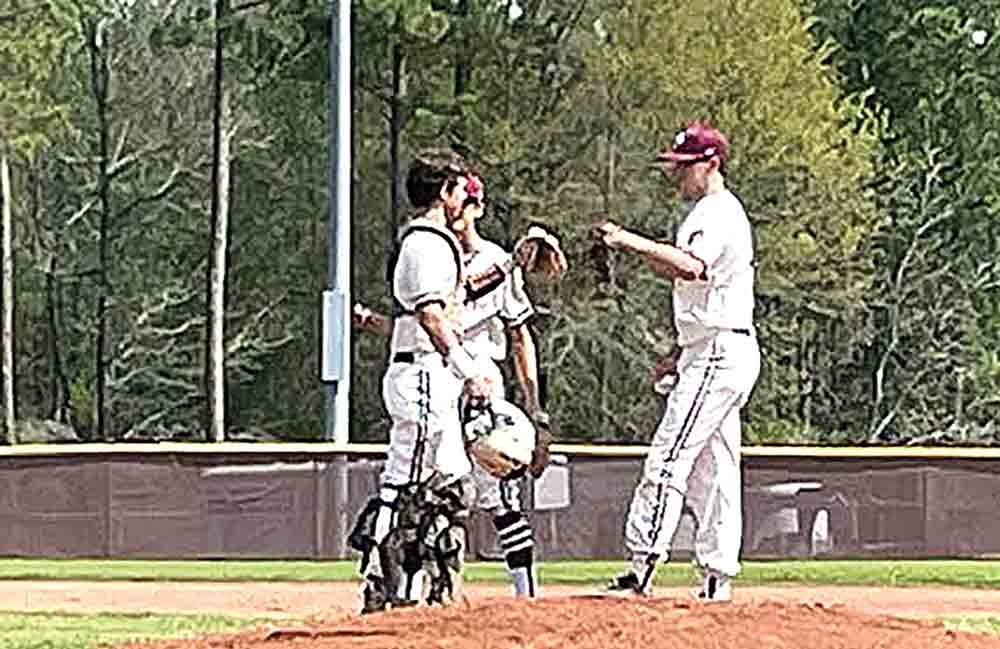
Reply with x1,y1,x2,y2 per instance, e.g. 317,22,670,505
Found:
810,1,1000,442
0,0,80,441
205,0,232,442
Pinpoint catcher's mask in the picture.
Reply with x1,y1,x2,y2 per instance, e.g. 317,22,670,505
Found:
461,398,536,480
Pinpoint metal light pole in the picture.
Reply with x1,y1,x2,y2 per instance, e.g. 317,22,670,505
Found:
321,0,352,445
319,0,353,559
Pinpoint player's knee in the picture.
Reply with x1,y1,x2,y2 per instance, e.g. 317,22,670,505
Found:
348,488,400,555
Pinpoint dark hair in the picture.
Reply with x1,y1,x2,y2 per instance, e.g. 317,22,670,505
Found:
406,148,469,208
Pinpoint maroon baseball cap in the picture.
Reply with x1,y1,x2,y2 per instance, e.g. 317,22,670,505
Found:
465,174,485,202
655,121,729,164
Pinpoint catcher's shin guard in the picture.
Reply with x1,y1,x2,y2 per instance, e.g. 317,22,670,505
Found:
493,511,536,597
350,489,402,614
379,525,423,609
360,574,388,614
348,489,399,575
427,520,466,606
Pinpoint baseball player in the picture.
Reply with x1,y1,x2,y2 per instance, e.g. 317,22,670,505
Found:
354,173,550,599
594,121,760,602
350,148,493,614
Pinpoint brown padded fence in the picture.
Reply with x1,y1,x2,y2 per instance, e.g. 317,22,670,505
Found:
0,444,998,560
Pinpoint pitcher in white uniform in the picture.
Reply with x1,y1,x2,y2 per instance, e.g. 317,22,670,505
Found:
594,121,760,602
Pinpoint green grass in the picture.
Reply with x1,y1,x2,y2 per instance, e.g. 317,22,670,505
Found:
0,611,260,649
943,615,1000,636
2,559,1000,589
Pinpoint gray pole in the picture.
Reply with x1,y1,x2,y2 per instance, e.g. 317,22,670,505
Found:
322,0,352,444
321,0,353,559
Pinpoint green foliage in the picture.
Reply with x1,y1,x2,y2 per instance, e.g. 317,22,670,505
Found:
2,0,996,445
69,370,95,439
0,0,81,154
811,0,1000,441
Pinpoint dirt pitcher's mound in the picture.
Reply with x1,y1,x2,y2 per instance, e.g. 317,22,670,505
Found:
122,595,1000,649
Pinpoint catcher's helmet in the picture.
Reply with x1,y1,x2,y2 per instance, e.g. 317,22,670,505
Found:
461,398,536,480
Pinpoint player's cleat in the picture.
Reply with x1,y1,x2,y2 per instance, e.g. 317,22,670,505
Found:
697,572,732,602
360,575,388,614
599,571,651,597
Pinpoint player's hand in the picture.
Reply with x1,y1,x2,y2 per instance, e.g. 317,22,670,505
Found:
592,220,625,249
652,347,681,396
528,411,553,478
352,303,373,328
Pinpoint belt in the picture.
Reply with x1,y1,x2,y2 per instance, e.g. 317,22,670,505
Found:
731,328,751,336
392,351,446,365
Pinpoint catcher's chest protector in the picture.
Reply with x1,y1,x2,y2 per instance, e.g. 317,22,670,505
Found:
389,218,466,353
392,220,464,313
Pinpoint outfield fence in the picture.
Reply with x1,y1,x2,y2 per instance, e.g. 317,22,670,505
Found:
0,443,998,561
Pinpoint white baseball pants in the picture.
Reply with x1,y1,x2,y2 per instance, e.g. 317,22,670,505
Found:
381,355,471,487
625,330,760,580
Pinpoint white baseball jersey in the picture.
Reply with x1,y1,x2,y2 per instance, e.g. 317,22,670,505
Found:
672,190,755,347
389,218,465,355
461,240,534,361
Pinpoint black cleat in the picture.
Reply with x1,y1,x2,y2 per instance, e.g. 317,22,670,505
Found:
360,575,388,614
599,571,650,597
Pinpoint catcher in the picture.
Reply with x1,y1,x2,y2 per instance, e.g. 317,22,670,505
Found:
347,149,484,615
354,172,566,600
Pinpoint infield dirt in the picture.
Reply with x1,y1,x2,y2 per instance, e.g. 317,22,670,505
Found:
20,582,985,649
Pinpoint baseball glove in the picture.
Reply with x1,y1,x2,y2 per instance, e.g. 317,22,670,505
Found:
652,345,682,396
513,225,568,280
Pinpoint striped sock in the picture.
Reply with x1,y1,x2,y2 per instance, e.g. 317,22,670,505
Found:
493,511,536,597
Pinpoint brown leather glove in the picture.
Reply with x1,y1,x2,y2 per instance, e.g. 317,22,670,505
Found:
514,226,568,280
528,411,553,478
652,345,682,396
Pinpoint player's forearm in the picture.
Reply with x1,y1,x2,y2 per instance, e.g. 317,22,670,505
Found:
510,325,541,416
416,303,486,387
416,303,461,356
614,229,704,280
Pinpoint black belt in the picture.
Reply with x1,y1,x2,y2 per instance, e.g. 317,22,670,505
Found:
731,328,751,336
393,352,415,363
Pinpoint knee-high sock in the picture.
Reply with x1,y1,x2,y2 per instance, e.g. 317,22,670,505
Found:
493,511,536,597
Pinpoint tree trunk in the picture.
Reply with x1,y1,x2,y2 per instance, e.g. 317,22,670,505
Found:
1,149,13,442
452,0,470,142
386,38,404,289
599,130,615,430
45,258,69,421
88,19,112,441
205,0,231,442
